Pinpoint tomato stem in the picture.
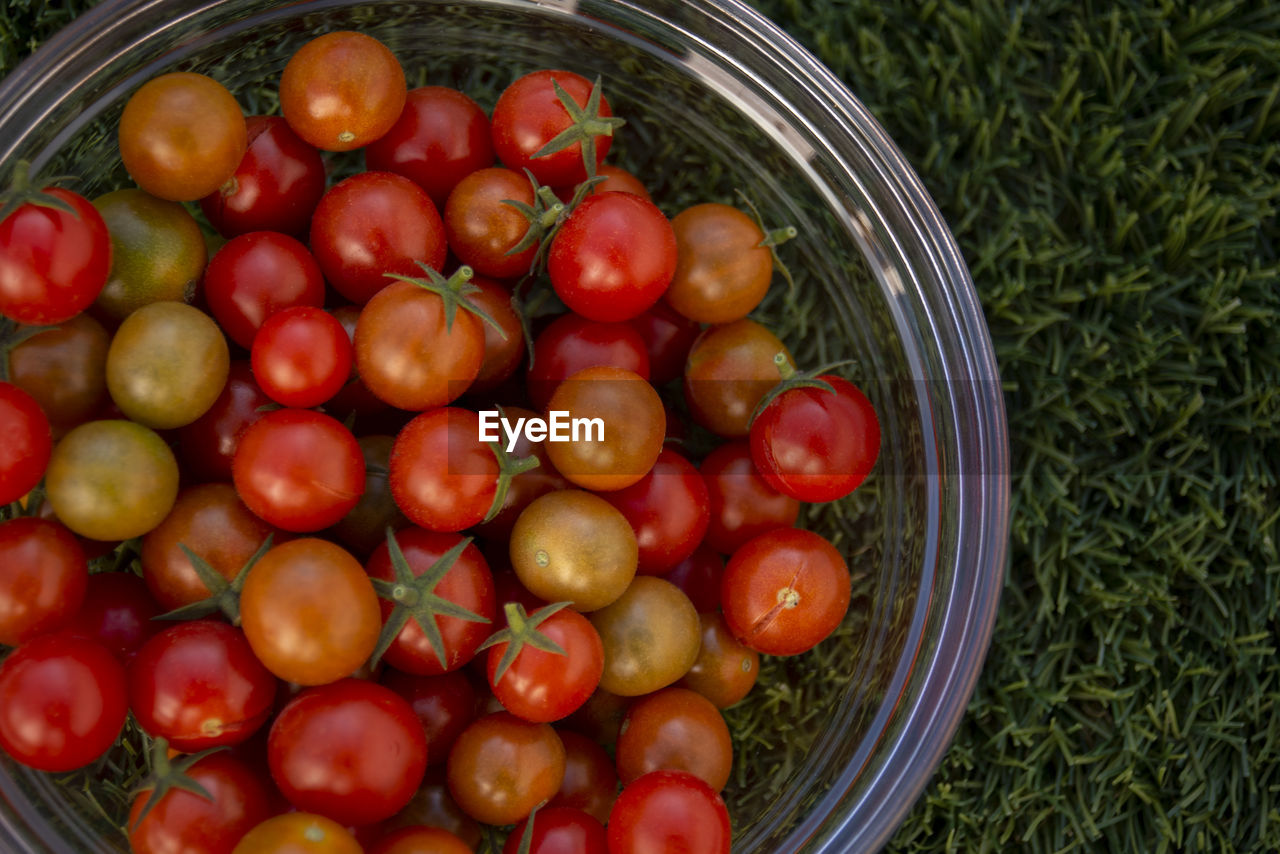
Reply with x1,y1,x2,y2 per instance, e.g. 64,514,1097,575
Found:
0,159,81,224
747,357,859,427
129,737,226,829
383,262,508,339
476,600,572,685
531,76,626,181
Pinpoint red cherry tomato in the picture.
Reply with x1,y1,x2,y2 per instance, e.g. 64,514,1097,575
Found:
177,361,273,483
526,312,650,412
443,166,539,279
603,448,709,575
203,231,326,350
662,545,724,613
627,301,701,386
721,527,851,656
200,115,327,238
232,407,365,532
389,408,498,532
0,517,87,646
606,770,731,854
700,440,799,554
504,806,607,854
380,669,480,766
750,374,881,502
310,171,446,304
486,605,604,723
69,571,160,661
0,632,128,771
547,192,676,323
446,712,566,827
549,729,617,823
0,187,111,324
490,70,614,187
614,686,732,791
251,306,353,408
0,381,52,505
268,678,428,826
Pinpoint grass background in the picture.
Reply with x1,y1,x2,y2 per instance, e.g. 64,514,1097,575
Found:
3,0,1278,851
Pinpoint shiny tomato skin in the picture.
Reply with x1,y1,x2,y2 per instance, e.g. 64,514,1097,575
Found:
200,115,327,238
232,408,365,532
0,382,51,505
662,545,725,613
240,538,381,686
0,517,87,646
603,448,709,575
447,712,566,827
683,318,793,438
721,527,852,656
590,576,701,697
664,202,772,323
550,729,618,824
627,301,701,386
389,408,497,532
504,806,607,854
606,770,731,854
0,632,128,771
526,312,650,412
177,361,273,483
251,306,353,409
380,669,479,766
0,187,110,325
365,529,496,676
204,231,326,350
69,571,160,661
128,619,277,751
8,313,110,435
750,374,882,502
232,812,362,854
268,679,427,826
547,192,676,323
615,686,732,791
700,440,800,554
280,31,406,152
486,606,604,723
366,86,494,209
118,72,246,201
353,278,484,410
310,171,446,305
128,751,278,854
491,70,613,187
443,166,538,279
678,610,759,709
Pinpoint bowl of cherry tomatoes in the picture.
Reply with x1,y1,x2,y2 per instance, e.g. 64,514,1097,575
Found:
0,1,1008,852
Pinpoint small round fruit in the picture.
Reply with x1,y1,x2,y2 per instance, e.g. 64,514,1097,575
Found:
590,576,700,696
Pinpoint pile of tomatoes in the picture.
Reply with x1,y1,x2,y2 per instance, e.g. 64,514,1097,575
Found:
0,28,880,854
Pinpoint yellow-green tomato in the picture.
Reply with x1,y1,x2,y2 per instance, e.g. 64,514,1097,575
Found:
509,489,638,612
590,576,701,696
45,419,179,541
106,301,229,429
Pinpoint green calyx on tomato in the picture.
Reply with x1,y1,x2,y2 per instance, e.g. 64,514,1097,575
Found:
369,528,491,671
483,421,542,524
129,736,224,830
532,77,625,181
383,262,507,337
0,160,80,224
0,318,57,383
477,600,573,685
734,188,798,296
153,534,274,625
747,352,857,426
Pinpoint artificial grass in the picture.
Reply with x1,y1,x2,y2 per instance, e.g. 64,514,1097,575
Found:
4,0,1279,851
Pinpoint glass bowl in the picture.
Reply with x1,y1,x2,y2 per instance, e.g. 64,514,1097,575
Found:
0,0,1009,851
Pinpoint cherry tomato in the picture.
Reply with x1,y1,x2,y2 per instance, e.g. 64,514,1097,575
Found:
684,318,793,437
91,187,205,321
45,419,179,541
544,365,665,492
105,300,230,430
472,406,567,543
0,186,111,325
565,687,629,747
486,605,604,723
384,767,481,849
468,276,526,393
68,571,160,661
365,529,496,676
491,70,614,187
240,537,381,685
547,192,676,323
0,517,87,646
381,669,479,766
603,448,709,575
366,86,494,208
662,545,724,613
128,619,277,751
280,31,406,151
443,166,539,279
549,729,618,824
118,72,247,201
700,440,800,554
329,434,409,559
370,825,474,854
251,306,353,408
665,202,773,323
200,115,327,238
721,527,851,656
615,686,732,790
232,813,362,854
504,806,607,854
389,408,498,532
269,679,427,826
353,277,485,410
0,381,51,505
561,162,650,202
678,610,759,708
526,312,650,412
447,712,566,826
232,408,365,532
509,489,637,612
128,751,278,854
750,373,882,501
204,231,326,350
7,313,109,435
590,576,700,697
626,301,701,386
310,171,446,305
177,361,272,483
606,770,731,854
0,632,128,771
